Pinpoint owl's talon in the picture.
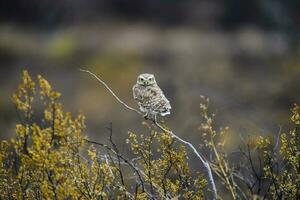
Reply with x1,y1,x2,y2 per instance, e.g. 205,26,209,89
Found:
154,114,157,123
143,113,149,120
143,113,155,121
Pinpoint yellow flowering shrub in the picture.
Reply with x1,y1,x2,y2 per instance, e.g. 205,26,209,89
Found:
2,71,87,199
2,70,299,199
257,104,300,199
197,96,300,199
128,130,206,199
198,96,239,199
0,71,206,199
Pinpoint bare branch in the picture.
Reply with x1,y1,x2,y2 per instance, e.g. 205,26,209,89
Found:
154,120,217,199
79,69,142,115
80,68,218,199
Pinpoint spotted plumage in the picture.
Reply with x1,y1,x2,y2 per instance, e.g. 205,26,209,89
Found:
133,73,171,120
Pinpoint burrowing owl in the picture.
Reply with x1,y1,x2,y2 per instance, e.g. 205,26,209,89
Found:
133,73,171,120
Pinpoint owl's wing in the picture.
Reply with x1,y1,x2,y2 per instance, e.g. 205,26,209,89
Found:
149,85,172,115
132,84,142,101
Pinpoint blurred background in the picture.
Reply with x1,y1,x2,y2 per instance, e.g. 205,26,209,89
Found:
0,1,300,153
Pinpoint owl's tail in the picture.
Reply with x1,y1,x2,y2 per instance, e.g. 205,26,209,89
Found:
160,110,171,116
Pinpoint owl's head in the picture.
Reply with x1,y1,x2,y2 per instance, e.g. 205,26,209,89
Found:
137,73,156,86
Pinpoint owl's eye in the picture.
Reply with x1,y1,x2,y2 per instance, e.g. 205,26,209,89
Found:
149,78,153,81
139,78,144,81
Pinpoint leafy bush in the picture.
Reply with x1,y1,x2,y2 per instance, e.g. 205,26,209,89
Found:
198,96,300,199
256,105,300,199
0,70,299,199
0,71,206,199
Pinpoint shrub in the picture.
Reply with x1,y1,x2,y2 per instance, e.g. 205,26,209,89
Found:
256,104,300,199
0,71,206,199
1,70,299,199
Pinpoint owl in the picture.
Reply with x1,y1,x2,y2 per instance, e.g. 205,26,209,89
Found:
132,73,171,120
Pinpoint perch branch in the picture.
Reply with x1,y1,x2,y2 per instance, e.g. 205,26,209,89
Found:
79,69,142,115
80,68,218,199
154,119,217,199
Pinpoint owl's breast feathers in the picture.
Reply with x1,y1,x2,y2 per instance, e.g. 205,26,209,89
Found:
132,84,171,116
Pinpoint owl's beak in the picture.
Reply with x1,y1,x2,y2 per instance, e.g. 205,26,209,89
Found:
144,81,149,85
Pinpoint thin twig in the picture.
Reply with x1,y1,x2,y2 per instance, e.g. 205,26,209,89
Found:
79,69,142,115
80,68,218,199
107,123,127,199
85,139,145,192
